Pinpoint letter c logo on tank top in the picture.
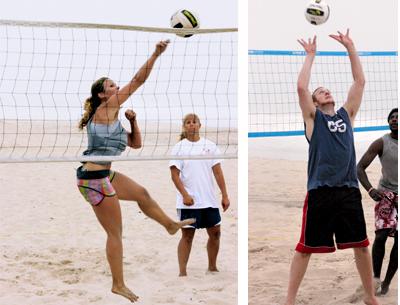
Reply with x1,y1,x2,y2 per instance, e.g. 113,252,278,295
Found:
327,119,347,133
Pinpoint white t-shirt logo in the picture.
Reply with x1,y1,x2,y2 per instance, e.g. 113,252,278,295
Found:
327,119,346,133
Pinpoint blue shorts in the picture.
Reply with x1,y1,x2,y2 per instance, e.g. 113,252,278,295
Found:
177,207,221,229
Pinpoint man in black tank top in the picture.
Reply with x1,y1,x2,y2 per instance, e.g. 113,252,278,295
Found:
284,30,380,305
357,108,398,296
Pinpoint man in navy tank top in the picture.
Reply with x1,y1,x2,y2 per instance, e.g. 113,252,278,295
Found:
284,29,380,305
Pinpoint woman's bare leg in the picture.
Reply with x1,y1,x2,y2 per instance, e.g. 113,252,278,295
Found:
206,225,221,272
112,172,194,234
178,228,196,276
92,196,138,302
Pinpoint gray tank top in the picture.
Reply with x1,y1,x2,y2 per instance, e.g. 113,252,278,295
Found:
378,133,398,193
307,107,358,191
82,119,127,165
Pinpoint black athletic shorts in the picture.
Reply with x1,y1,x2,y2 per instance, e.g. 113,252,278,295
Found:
296,186,369,253
177,207,221,229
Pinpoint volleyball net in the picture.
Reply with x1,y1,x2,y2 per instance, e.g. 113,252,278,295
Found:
0,20,237,162
249,50,398,137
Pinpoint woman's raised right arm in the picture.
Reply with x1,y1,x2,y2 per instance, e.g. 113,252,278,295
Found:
108,40,170,107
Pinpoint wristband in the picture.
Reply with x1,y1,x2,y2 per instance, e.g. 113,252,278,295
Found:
368,187,375,194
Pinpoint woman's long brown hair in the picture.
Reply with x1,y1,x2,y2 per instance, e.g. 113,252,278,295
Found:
78,77,108,130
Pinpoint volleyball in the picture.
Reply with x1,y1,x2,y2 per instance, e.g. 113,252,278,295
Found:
305,0,330,25
170,9,200,38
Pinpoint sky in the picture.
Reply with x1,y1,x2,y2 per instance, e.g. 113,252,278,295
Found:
249,0,398,51
1,0,237,28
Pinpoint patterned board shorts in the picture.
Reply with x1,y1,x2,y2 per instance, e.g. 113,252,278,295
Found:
375,191,398,236
76,166,116,206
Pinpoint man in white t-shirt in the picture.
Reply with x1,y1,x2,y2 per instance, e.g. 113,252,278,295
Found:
169,113,230,276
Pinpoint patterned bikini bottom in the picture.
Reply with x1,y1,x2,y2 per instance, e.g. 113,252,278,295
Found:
76,166,116,206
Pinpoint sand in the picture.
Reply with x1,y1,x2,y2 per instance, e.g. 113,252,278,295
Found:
0,159,237,305
249,133,398,305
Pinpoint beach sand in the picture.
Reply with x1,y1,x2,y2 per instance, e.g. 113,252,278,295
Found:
0,159,237,305
249,133,397,305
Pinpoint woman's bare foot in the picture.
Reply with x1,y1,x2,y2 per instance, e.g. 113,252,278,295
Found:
111,285,139,302
166,218,196,235
206,268,219,274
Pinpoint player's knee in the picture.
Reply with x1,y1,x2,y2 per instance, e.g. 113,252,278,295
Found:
106,228,122,240
354,246,369,255
182,233,195,243
374,232,387,245
138,186,151,201
208,228,221,240
299,252,311,259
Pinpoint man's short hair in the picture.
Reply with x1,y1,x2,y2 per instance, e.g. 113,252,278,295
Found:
388,108,398,122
